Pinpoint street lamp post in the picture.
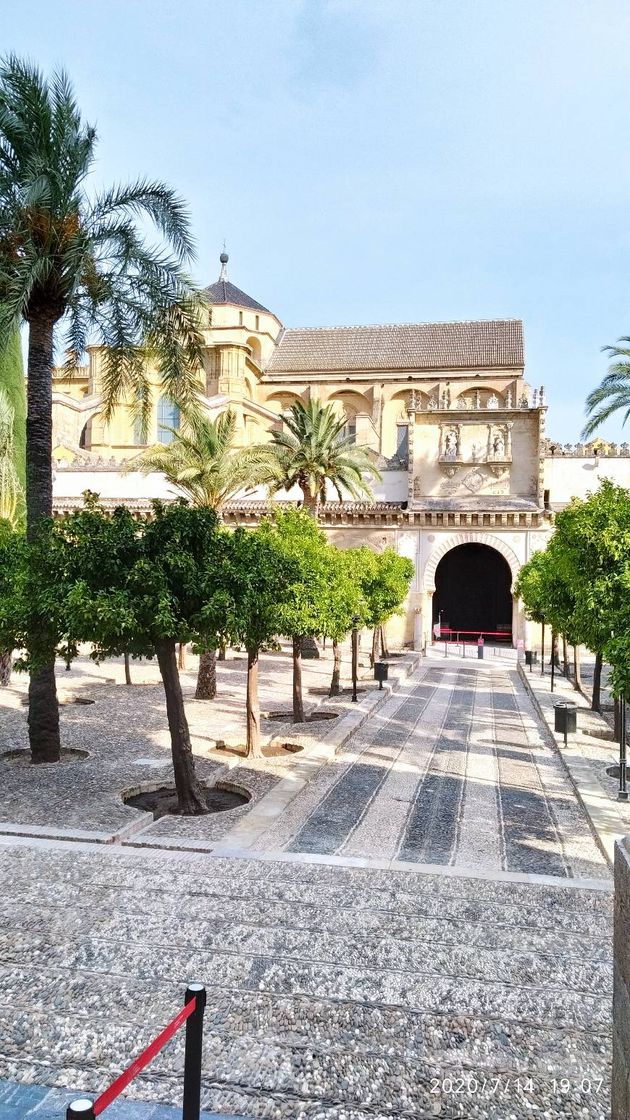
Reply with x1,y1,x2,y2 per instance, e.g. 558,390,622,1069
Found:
351,617,359,703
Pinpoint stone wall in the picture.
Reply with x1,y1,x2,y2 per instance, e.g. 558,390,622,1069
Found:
613,836,630,1117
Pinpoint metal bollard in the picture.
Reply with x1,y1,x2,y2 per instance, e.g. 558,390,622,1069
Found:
619,697,628,802
66,1101,95,1120
183,984,206,1120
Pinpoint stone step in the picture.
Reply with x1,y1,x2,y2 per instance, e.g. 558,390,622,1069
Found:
0,890,613,961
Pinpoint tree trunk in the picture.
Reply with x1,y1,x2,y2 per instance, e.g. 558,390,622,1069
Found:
292,635,305,723
178,642,186,670
0,650,11,687
541,621,545,675
26,313,61,763
592,651,603,712
218,643,226,661
124,651,132,685
195,649,217,699
155,637,207,815
562,635,569,677
614,698,621,741
380,624,389,658
573,645,582,691
371,626,379,668
329,639,341,697
300,486,319,518
246,647,262,757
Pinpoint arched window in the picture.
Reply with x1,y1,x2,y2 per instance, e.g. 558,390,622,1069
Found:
157,397,180,445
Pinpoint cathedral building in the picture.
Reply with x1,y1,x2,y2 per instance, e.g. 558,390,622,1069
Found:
51,254,630,649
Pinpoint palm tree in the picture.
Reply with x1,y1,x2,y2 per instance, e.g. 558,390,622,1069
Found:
0,386,23,686
0,56,203,762
266,399,381,517
132,408,273,698
582,339,630,438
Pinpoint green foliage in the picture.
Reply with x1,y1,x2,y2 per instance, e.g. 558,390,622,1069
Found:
582,338,630,438
0,386,23,525
516,480,630,697
0,55,204,430
59,502,228,660
258,510,343,641
216,522,300,654
0,519,70,672
0,331,25,494
348,546,414,629
131,408,273,510
264,398,381,508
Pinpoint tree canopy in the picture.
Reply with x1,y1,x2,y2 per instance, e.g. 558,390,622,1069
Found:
265,399,381,515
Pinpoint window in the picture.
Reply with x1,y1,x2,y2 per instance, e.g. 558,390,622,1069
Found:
133,417,146,446
396,424,409,460
343,416,357,444
255,315,260,331
239,311,243,326
157,397,180,445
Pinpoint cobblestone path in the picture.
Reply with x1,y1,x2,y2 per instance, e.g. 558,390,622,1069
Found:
254,655,609,879
0,841,611,1120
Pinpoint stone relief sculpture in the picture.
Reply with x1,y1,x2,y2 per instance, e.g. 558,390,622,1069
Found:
492,432,505,458
444,430,458,458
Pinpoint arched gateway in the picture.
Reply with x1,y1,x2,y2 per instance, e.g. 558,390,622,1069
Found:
423,533,521,644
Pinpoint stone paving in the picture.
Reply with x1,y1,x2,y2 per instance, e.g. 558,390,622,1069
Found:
251,652,609,880
0,643,406,844
0,649,617,1119
0,839,613,1120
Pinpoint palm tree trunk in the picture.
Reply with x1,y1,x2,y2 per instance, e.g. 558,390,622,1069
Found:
0,650,11,687
26,313,60,764
246,647,262,757
592,651,603,711
195,649,217,699
329,639,341,697
155,637,207,815
371,626,379,668
292,635,305,723
300,486,319,518
124,651,132,685
573,645,581,691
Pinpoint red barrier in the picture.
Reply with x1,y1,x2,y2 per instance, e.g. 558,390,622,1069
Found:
66,985,206,1120
93,996,196,1115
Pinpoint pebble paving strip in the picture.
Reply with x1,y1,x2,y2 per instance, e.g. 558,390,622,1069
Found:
492,672,568,877
0,845,614,1119
286,670,444,855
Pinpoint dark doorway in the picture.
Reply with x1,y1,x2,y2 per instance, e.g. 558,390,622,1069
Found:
433,543,512,636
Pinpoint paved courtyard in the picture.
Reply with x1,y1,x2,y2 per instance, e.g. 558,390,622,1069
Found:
0,648,618,1119
250,653,609,880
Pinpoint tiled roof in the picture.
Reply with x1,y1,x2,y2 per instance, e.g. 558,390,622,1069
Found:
267,320,523,373
203,279,271,314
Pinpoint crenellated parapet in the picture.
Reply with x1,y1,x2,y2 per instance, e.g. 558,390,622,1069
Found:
545,439,630,458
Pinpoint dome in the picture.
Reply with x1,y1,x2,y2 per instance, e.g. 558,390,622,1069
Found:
203,278,271,314
203,251,271,313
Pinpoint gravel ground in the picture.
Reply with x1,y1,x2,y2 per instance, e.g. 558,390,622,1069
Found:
0,642,383,840
0,842,613,1120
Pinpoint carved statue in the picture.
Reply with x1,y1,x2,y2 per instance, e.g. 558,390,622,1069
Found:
492,432,505,458
506,387,513,408
444,430,458,458
487,394,499,409
475,390,481,410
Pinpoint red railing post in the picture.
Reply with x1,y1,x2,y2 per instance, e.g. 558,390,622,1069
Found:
67,1100,95,1120
182,984,206,1120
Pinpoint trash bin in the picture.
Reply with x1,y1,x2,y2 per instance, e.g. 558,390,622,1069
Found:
374,662,389,689
525,650,534,668
554,700,577,744
477,637,484,660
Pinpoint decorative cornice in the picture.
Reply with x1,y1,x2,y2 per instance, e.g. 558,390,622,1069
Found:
52,495,551,529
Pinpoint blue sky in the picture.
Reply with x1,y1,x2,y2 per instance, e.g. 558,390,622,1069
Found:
7,0,630,440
